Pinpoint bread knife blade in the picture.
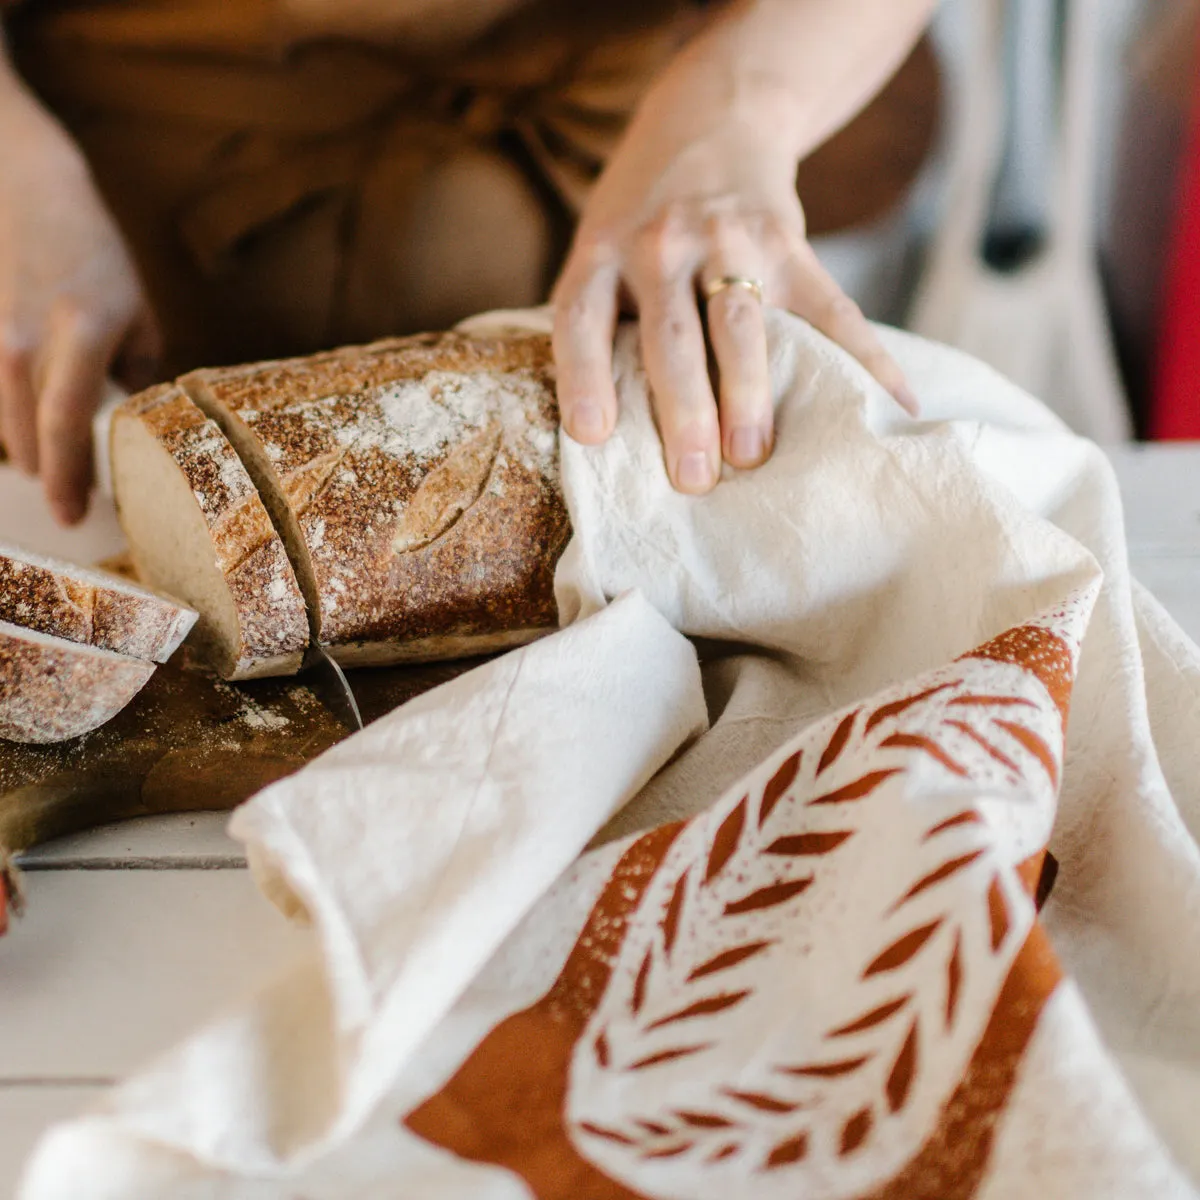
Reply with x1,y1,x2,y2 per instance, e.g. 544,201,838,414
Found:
303,643,364,732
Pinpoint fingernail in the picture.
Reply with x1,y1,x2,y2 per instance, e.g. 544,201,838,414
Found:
729,425,765,466
895,384,920,416
571,403,607,442
53,500,85,527
676,451,714,492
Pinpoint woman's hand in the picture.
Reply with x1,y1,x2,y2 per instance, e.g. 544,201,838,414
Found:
553,0,929,494
0,71,159,524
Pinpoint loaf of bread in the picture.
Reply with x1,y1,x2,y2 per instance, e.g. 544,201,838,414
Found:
110,331,569,675
109,384,310,680
0,620,155,743
0,544,196,662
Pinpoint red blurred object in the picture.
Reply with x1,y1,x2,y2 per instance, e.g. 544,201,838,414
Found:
0,858,22,936
1151,19,1200,439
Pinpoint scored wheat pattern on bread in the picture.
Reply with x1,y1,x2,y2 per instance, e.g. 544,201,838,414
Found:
111,333,571,679
180,332,571,668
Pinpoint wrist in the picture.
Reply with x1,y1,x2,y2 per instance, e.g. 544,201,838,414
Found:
643,0,935,163
639,25,820,164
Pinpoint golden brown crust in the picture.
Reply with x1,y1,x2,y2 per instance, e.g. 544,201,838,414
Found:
112,385,309,679
182,331,570,663
0,547,196,663
0,621,156,744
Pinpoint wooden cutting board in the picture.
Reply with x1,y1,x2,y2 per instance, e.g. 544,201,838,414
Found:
0,651,480,860
0,469,479,861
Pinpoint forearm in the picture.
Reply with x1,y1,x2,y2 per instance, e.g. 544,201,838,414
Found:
640,0,938,163
0,22,88,177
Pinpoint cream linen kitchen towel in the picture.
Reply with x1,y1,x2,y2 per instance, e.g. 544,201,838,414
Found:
20,310,1200,1197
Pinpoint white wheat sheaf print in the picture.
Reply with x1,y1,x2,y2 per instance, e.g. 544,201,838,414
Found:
406,586,1096,1200
566,589,1095,1199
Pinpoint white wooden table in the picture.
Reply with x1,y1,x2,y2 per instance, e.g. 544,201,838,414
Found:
1,446,1198,1193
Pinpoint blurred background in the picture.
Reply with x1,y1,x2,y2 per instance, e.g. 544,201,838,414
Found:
826,0,1198,443
3,0,1198,452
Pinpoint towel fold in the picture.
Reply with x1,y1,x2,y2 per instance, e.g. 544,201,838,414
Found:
20,311,1200,1199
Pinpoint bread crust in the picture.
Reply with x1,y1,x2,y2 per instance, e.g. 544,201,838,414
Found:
181,332,570,665
112,385,310,679
0,621,156,744
0,545,197,663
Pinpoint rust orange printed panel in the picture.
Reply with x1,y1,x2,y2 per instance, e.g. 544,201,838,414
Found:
406,591,1094,1198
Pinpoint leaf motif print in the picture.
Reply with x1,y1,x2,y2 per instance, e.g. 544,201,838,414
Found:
994,720,1059,787
636,1119,672,1136
676,1111,737,1129
987,875,1012,951
878,733,968,777
864,683,959,735
923,810,984,840
840,1108,873,1155
627,1044,714,1071
722,1089,804,1114
661,870,689,958
945,932,964,1029
765,831,854,856
708,1143,741,1164
777,1056,873,1078
646,991,753,1031
723,878,813,916
759,751,802,826
631,950,652,1016
828,996,912,1038
817,709,860,775
765,1132,810,1168
688,942,775,982
946,720,1021,773
705,797,748,884
886,1021,919,1113
555,597,1092,1200
643,1142,693,1159
863,920,945,978
948,695,1038,710
809,769,903,807
892,850,988,910
578,1122,636,1146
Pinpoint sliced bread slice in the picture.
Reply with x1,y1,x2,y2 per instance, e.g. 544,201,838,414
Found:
179,331,570,667
110,385,309,680
0,544,197,663
0,620,155,743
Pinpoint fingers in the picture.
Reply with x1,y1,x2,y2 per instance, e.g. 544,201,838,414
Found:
552,249,620,445
636,279,721,493
623,209,722,493
706,284,772,468
0,334,39,475
37,316,116,525
551,207,920,497
782,240,919,416
628,208,720,489
698,215,774,470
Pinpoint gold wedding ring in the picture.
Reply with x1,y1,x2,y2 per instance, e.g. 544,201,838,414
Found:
701,275,765,303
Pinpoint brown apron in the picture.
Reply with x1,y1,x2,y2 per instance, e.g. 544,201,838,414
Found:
7,0,938,373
